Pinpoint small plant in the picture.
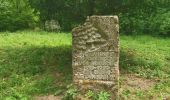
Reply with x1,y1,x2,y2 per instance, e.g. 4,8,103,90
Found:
136,90,144,97
122,89,130,98
85,90,95,99
5,92,28,100
62,84,77,100
96,91,110,100
54,89,63,96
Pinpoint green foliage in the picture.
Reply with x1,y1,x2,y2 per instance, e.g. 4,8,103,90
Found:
119,0,170,35
119,12,147,35
85,90,110,100
96,91,110,100
122,89,130,98
62,84,77,100
85,90,95,99
0,0,39,31
29,0,87,31
28,0,170,35
1,0,170,34
150,10,170,36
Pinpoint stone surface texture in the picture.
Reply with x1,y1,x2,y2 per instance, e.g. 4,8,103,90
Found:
45,20,61,31
72,16,119,99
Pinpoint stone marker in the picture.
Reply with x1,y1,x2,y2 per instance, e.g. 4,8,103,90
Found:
45,19,61,31
72,16,119,99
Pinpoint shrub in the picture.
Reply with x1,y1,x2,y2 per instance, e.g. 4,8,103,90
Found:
0,0,39,32
119,12,147,35
149,10,170,36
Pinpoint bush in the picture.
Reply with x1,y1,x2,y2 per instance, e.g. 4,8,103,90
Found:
119,12,147,35
0,0,39,32
119,1,170,36
149,10,170,36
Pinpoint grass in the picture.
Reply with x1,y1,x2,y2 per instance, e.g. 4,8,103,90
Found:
0,31,170,99
120,35,170,78
0,31,72,99
120,35,170,99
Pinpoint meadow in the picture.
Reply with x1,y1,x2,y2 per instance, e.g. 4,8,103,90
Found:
0,31,170,100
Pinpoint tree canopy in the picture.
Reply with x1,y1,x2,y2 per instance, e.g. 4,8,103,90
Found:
0,0,170,35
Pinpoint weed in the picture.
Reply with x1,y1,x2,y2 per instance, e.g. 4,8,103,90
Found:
62,84,77,100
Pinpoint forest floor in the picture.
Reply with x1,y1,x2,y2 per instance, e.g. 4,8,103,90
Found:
0,31,170,100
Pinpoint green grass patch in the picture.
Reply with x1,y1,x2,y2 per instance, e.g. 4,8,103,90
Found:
0,31,170,99
0,31,72,99
120,35,170,99
120,35,170,78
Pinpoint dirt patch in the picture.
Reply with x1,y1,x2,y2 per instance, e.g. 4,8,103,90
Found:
35,95,62,100
35,74,158,100
120,74,157,92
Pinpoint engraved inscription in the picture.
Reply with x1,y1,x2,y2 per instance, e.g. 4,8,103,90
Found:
73,52,114,66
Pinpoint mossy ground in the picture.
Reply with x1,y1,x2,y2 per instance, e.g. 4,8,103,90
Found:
0,31,169,99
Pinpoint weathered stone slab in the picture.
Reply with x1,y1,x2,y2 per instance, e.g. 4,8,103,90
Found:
45,19,61,31
72,16,119,98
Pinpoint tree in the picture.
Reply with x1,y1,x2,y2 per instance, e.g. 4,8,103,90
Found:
0,0,38,31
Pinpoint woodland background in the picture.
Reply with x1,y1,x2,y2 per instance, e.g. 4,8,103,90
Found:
0,0,170,35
